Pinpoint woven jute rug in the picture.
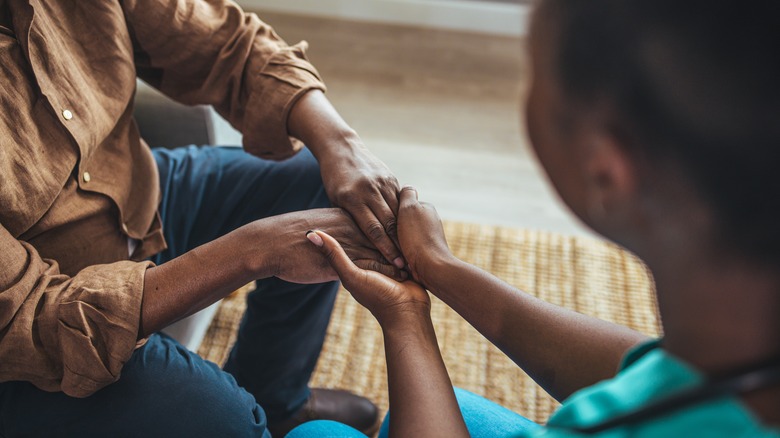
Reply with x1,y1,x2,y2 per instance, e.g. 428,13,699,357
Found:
198,221,660,425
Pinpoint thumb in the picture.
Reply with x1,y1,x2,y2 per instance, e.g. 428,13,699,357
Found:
306,230,363,285
399,185,419,210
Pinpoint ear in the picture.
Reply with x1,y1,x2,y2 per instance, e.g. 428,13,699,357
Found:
581,123,638,224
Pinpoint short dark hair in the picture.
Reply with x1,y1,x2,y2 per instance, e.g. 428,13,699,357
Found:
546,0,780,261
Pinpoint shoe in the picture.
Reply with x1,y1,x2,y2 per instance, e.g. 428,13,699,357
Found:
266,388,380,437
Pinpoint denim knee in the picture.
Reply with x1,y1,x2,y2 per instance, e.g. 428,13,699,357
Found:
286,420,367,438
0,334,270,437
118,334,270,437
377,387,540,438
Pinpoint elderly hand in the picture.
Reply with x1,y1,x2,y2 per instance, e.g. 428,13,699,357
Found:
260,208,406,285
317,142,404,265
287,90,404,270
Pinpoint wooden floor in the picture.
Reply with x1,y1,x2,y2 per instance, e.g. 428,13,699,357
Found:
255,11,593,237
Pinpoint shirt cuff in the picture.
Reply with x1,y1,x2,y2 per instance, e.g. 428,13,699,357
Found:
56,260,152,397
242,41,326,160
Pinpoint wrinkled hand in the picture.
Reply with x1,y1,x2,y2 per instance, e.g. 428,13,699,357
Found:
286,89,403,270
396,187,453,284
262,208,406,285
318,144,404,269
307,229,430,325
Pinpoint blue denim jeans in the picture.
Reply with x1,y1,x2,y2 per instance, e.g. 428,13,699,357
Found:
287,388,542,438
0,146,338,437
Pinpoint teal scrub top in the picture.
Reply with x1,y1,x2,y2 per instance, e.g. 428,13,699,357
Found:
528,341,780,437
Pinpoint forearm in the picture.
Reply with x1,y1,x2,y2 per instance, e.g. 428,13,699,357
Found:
287,90,361,161
140,222,271,338
382,309,468,438
423,255,649,401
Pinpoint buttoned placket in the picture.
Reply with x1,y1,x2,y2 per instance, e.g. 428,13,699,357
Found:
58,106,94,187
21,4,93,196
54,94,137,238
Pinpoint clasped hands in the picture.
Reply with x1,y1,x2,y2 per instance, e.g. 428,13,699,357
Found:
281,89,449,324
306,187,451,327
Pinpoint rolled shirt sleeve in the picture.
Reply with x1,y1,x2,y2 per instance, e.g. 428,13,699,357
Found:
0,224,151,398
121,0,326,160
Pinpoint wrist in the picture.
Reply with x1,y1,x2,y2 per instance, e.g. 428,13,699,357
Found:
416,250,459,291
310,128,364,165
379,304,434,337
241,220,277,280
287,89,362,162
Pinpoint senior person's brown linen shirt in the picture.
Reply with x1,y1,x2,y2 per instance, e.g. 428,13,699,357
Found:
0,0,324,398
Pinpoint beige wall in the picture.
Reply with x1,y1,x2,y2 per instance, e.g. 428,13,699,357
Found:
239,0,530,36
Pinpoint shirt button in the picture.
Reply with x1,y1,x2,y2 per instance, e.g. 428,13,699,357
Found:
62,109,73,120
82,171,91,183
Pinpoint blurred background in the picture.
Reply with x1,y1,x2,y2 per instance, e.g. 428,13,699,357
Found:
191,4,660,424
237,0,591,237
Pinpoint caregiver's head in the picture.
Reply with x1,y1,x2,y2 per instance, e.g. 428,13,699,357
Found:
525,0,780,266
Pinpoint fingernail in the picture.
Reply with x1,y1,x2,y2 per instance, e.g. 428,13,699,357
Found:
393,257,405,269
403,186,418,200
306,230,323,247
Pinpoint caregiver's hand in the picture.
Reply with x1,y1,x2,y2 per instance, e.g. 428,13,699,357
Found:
306,229,429,326
306,228,470,438
395,186,454,285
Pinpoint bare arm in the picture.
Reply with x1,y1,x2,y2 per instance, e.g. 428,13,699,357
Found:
140,208,405,338
141,221,263,337
397,187,649,401
382,310,468,438
423,255,647,401
308,230,469,438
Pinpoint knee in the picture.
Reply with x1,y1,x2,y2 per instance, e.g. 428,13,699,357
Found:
121,335,270,436
378,388,540,438
132,368,269,436
170,379,269,437
287,420,367,438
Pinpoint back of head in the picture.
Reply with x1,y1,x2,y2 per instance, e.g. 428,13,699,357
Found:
545,0,780,262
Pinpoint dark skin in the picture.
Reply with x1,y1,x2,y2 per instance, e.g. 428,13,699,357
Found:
140,89,406,337
288,90,406,269
312,188,646,438
527,5,780,424
308,227,468,438
311,4,780,434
